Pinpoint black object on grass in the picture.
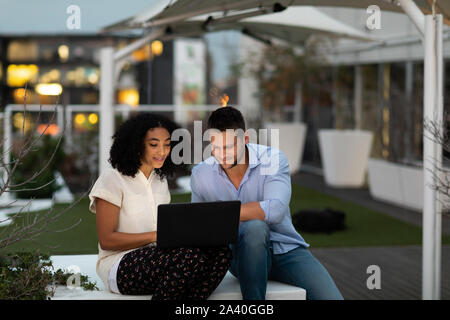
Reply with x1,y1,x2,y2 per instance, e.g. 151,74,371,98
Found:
292,208,347,234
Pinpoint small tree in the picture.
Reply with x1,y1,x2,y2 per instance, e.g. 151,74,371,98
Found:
234,36,332,122
0,103,84,251
423,112,450,214
0,89,96,299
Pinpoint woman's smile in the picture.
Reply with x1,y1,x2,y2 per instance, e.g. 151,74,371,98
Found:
153,156,166,163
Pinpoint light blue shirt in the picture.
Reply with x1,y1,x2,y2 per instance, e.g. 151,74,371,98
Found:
190,143,309,254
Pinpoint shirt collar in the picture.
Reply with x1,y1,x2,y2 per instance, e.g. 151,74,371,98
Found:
137,169,156,184
211,143,260,173
247,143,261,169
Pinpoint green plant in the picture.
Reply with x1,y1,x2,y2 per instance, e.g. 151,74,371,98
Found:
234,37,331,121
11,134,66,199
0,251,98,300
62,130,99,193
0,98,91,299
51,268,99,291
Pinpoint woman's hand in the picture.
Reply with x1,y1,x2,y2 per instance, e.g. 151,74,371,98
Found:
96,198,157,251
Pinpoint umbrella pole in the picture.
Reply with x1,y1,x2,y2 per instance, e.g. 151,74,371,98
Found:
398,0,443,300
433,13,443,301
99,47,115,173
422,14,443,301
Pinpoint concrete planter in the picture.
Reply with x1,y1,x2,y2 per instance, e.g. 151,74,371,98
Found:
318,129,373,187
263,122,307,174
367,158,450,211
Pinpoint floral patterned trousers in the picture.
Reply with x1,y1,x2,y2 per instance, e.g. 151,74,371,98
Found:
116,245,232,300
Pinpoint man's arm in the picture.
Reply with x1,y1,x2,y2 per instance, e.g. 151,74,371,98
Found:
240,202,265,221
255,150,291,224
190,167,205,203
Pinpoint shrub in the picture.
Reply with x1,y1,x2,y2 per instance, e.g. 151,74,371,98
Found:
11,134,66,199
0,251,98,300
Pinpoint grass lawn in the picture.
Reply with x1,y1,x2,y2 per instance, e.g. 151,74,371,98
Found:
2,184,450,255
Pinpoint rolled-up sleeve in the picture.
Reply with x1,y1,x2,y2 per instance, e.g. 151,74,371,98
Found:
259,151,291,225
88,169,123,213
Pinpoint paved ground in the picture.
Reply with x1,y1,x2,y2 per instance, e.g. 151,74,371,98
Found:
311,245,450,300
292,169,450,299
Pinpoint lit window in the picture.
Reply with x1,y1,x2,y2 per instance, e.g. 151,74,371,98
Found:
7,64,39,87
118,89,139,107
58,45,69,62
35,83,63,96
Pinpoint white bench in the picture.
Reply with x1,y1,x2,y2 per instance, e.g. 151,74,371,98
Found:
50,254,306,300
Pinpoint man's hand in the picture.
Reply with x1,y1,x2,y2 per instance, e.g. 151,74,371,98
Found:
240,202,265,222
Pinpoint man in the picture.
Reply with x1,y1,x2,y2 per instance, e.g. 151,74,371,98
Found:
190,106,343,300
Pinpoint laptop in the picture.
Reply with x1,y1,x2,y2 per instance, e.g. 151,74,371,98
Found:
156,201,241,248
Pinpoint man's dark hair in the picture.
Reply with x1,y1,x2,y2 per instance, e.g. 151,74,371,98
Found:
207,105,246,131
109,112,179,179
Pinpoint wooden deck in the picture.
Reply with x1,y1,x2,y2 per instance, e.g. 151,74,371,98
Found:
310,245,450,300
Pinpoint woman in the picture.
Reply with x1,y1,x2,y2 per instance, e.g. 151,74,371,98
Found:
89,113,232,300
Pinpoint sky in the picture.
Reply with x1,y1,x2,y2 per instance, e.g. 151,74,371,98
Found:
0,0,163,35
0,0,240,83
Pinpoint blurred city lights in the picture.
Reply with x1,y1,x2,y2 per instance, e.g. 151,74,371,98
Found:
118,88,139,107
132,40,163,62
39,69,61,83
87,72,99,85
151,40,163,56
37,123,59,136
7,64,38,87
13,112,33,133
13,88,26,101
35,83,62,96
74,113,86,125
88,113,98,124
58,45,69,62
132,44,150,61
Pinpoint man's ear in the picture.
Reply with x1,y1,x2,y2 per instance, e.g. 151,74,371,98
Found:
244,131,250,145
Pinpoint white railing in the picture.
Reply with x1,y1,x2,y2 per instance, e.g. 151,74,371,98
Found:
2,103,223,171
2,104,64,203
2,103,299,162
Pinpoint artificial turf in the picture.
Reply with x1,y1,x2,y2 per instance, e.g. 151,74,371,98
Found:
1,184,449,255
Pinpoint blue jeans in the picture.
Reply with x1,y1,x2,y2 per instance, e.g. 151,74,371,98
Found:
229,220,344,300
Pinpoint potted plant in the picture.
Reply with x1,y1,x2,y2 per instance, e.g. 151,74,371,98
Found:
317,65,374,188
319,129,373,187
236,39,329,173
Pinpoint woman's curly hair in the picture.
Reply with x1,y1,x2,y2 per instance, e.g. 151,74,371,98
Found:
109,113,180,180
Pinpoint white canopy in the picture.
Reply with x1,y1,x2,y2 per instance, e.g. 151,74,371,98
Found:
170,6,374,43
98,0,446,301
102,0,449,32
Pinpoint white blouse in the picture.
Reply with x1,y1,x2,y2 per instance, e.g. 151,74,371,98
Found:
88,167,171,292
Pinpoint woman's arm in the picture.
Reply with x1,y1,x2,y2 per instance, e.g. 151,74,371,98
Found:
95,198,156,251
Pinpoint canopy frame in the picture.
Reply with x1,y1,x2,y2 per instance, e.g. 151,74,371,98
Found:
99,0,444,300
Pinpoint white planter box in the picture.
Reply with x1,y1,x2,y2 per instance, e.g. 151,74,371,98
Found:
263,122,307,174
367,158,450,211
318,129,373,188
